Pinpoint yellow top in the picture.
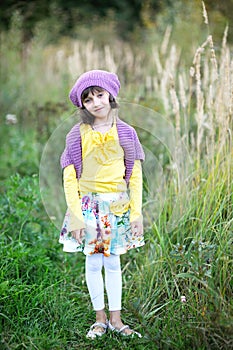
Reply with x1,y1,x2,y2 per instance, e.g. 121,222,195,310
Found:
63,123,143,231
79,123,127,193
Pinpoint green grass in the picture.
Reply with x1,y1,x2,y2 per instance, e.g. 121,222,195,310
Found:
0,167,232,349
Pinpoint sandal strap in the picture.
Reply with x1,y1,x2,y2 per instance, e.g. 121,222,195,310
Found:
118,324,142,337
118,325,130,333
108,321,142,337
90,322,108,330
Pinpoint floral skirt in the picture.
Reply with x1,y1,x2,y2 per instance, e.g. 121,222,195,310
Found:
59,192,144,256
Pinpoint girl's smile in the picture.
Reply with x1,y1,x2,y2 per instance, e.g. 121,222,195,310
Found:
83,89,111,124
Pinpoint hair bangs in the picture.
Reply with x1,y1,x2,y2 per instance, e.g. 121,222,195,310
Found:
81,86,105,104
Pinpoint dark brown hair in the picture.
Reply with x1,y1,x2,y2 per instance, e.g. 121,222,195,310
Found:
79,86,118,125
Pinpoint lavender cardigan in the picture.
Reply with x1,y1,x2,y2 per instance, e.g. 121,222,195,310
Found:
60,118,145,185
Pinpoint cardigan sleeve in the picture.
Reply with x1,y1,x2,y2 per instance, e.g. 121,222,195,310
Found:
60,144,73,169
63,164,86,231
133,128,145,161
60,123,82,178
128,160,143,223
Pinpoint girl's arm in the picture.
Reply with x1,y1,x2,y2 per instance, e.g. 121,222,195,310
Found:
128,160,143,235
63,164,85,231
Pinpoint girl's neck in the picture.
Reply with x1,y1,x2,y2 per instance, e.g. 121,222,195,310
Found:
92,110,117,133
92,120,114,133
93,119,113,126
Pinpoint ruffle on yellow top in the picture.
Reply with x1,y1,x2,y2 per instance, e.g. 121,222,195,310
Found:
91,128,120,165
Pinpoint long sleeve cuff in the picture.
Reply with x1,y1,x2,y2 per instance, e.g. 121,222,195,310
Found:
128,160,143,222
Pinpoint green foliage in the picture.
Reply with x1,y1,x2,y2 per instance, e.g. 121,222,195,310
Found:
0,125,39,179
0,174,86,349
0,166,232,349
122,165,233,348
0,0,161,40
1,0,233,42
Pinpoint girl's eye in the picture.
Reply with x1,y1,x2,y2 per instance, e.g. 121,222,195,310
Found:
84,99,90,103
97,93,103,97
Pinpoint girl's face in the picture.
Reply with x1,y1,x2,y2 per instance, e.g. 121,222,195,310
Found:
82,89,111,124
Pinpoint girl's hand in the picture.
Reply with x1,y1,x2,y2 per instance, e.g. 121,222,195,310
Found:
71,229,85,244
131,221,143,237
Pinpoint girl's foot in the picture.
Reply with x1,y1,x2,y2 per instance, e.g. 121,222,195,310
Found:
108,320,142,337
86,321,108,339
86,310,108,339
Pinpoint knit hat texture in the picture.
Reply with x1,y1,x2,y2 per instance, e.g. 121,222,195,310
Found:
69,70,120,107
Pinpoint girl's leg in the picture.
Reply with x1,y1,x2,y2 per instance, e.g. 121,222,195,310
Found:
104,254,134,335
104,254,122,311
85,254,107,323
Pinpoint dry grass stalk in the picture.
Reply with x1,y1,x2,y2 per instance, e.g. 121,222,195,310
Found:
221,26,228,53
230,60,233,115
153,47,163,76
193,46,204,167
169,75,180,137
215,46,231,155
104,45,118,72
208,35,218,82
179,73,189,146
202,1,209,25
160,25,172,55
178,74,187,110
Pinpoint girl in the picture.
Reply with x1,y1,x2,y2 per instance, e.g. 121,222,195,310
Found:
59,70,145,339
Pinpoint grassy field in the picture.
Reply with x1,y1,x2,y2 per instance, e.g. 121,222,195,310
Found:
0,13,232,350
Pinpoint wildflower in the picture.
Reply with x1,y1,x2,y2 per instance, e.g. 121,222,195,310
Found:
181,295,186,303
6,114,17,125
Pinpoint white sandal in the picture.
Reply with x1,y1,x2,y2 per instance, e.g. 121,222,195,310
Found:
86,321,108,339
108,321,142,338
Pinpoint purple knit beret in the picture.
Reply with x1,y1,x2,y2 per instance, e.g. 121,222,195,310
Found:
69,70,121,107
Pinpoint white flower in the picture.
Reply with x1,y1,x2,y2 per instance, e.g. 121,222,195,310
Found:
181,295,186,303
6,114,17,125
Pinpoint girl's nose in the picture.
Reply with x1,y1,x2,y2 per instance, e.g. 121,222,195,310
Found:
93,96,100,106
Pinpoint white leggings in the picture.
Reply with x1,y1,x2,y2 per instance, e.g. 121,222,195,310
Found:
85,254,122,311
